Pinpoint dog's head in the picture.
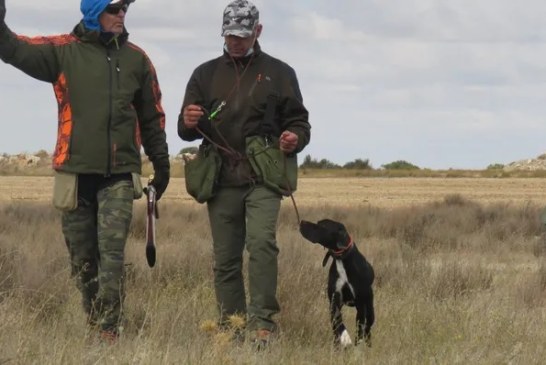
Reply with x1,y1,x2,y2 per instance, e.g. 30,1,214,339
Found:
299,219,352,254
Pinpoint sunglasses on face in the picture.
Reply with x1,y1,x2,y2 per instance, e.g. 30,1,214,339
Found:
104,3,129,15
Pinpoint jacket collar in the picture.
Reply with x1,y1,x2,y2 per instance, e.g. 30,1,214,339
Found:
223,40,262,64
72,21,129,49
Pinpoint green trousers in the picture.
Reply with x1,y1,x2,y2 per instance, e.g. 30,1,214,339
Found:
207,185,281,332
62,175,133,332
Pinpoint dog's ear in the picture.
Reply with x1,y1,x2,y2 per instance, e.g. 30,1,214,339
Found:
299,220,329,244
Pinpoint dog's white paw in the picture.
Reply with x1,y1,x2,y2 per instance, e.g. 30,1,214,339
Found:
340,329,353,348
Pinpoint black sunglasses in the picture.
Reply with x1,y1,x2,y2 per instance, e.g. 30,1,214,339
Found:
104,3,129,15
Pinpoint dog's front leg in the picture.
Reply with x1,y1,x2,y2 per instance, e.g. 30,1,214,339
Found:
330,292,352,348
355,302,368,346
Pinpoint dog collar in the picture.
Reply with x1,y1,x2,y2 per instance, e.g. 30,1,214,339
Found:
331,235,355,258
322,237,356,267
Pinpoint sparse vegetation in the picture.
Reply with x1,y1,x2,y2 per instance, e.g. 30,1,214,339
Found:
300,154,340,169
179,146,199,155
343,158,372,170
487,163,505,170
34,149,50,159
3,152,546,179
1,179,546,363
382,160,420,170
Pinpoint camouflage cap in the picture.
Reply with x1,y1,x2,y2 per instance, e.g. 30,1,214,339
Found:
221,0,259,38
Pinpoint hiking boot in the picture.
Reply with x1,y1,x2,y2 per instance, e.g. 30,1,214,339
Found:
251,329,273,350
99,330,118,345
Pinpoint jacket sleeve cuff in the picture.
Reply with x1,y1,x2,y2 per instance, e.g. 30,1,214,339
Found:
0,22,16,62
152,157,170,172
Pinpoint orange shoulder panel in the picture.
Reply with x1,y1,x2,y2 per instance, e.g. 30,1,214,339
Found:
16,33,78,46
52,73,73,168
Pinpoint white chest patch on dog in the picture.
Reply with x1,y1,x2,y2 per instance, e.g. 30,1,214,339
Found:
335,259,355,298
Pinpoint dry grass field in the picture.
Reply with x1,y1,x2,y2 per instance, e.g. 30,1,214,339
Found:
5,176,546,207
1,176,546,364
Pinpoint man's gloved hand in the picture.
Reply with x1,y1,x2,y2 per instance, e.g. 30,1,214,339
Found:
150,160,170,200
0,0,6,23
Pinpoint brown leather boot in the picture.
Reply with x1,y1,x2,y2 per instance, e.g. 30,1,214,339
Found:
99,330,118,345
252,329,273,350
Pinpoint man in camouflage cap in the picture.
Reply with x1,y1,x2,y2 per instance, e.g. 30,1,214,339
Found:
221,0,259,38
179,0,311,349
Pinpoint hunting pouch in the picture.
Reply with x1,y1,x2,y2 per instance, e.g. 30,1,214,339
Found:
184,144,222,203
246,135,298,196
52,171,78,211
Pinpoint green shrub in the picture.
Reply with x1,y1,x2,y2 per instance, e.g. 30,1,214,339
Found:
343,158,372,170
300,154,340,169
179,146,199,155
382,160,420,170
486,163,504,170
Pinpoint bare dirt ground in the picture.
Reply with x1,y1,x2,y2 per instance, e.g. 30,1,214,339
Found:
3,176,546,208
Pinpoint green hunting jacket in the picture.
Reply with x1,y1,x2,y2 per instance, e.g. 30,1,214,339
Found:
0,21,169,175
178,42,310,186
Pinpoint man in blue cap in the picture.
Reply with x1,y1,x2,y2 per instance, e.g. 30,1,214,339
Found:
0,0,170,343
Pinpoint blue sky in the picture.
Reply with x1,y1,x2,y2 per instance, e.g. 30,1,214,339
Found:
0,0,544,169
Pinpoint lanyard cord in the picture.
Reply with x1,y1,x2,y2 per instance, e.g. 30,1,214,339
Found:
197,53,255,159
281,152,301,225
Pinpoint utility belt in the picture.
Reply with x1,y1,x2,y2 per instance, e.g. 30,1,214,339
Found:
183,135,297,203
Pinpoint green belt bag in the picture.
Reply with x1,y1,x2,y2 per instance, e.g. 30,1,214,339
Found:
184,144,222,203
246,135,298,196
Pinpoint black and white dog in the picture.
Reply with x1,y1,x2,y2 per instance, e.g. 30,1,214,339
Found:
300,219,375,347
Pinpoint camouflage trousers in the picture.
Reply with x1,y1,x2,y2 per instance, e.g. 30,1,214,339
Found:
62,174,134,332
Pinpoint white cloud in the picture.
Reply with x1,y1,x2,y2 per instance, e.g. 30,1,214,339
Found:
290,12,368,42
